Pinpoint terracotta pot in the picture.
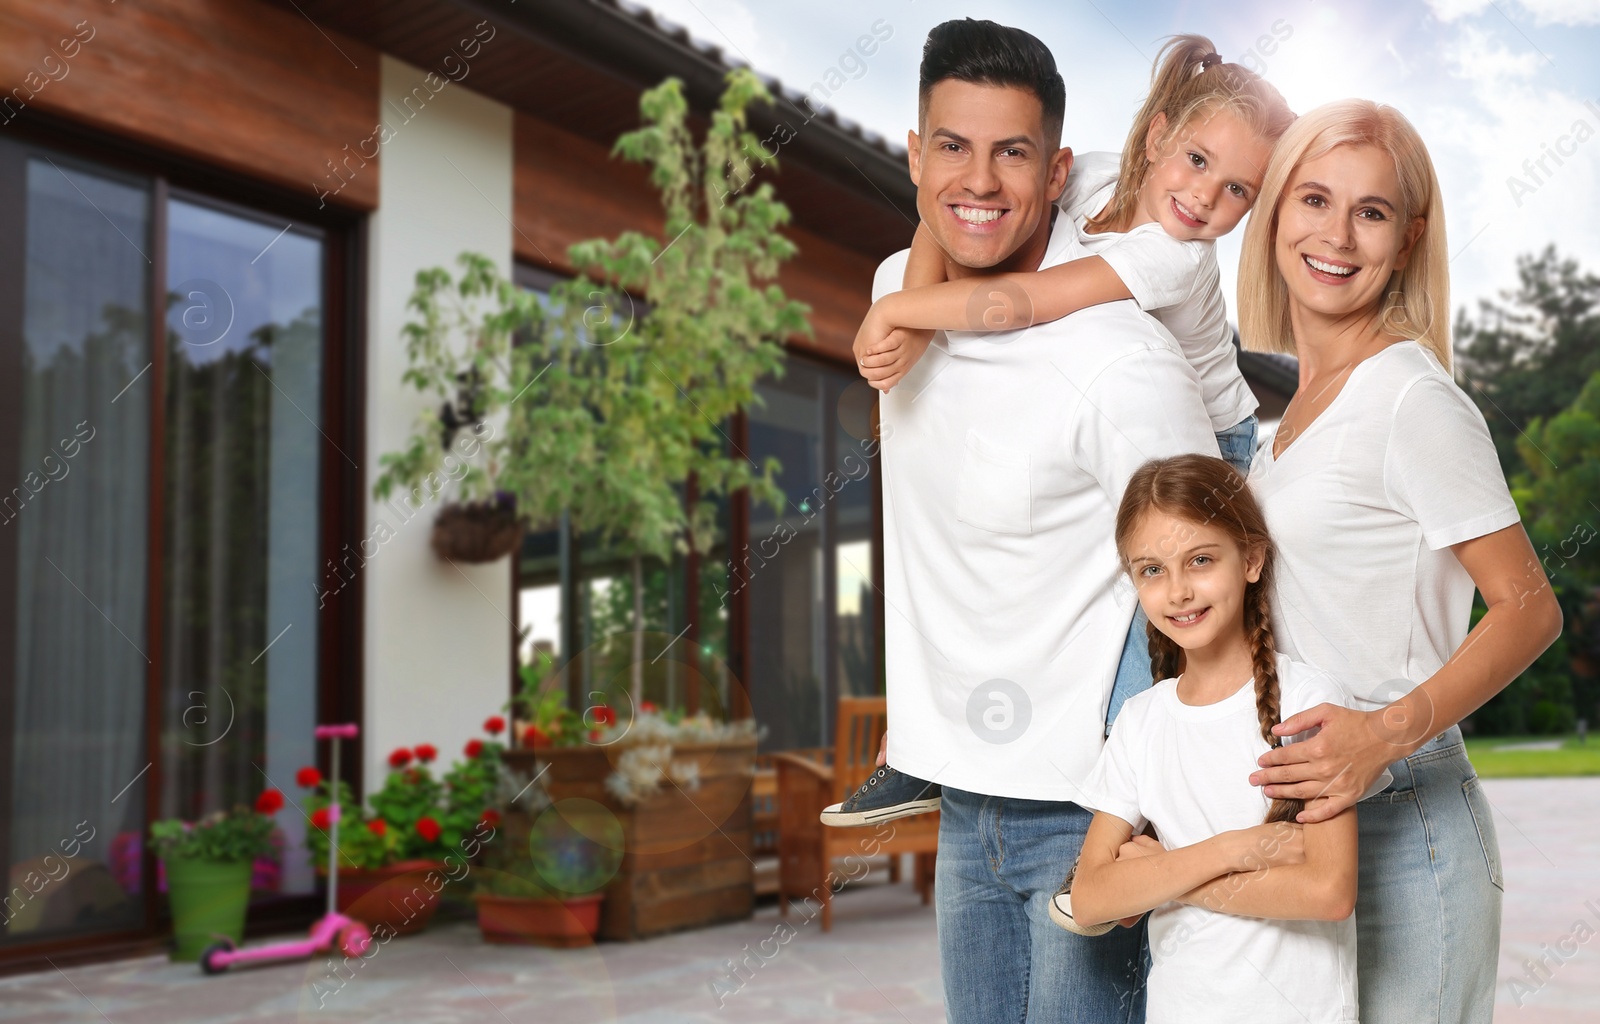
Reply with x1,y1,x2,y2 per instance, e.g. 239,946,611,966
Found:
474,892,603,947
334,859,448,936
431,500,521,563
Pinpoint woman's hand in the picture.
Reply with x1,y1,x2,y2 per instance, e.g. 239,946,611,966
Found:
1248,702,1398,823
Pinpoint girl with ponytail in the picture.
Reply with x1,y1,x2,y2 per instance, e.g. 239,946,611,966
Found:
1062,454,1386,1024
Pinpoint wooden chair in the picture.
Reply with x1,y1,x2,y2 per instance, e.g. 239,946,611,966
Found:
772,696,938,931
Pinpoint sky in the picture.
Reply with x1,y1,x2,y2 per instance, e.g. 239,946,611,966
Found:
626,0,1600,331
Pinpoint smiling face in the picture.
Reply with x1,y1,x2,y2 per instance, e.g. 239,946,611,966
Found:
1273,143,1426,322
1125,509,1263,656
907,79,1070,277
1135,105,1273,241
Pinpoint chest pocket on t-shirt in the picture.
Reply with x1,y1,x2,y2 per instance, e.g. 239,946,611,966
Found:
956,428,1033,535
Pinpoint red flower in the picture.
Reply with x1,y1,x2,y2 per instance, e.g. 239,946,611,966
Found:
464,739,484,759
295,766,322,789
413,743,437,763
310,807,332,831
588,729,602,742
592,705,616,727
527,725,550,748
640,701,658,714
415,817,442,842
366,819,387,837
388,747,412,769
255,789,285,815
483,715,505,735
480,809,501,827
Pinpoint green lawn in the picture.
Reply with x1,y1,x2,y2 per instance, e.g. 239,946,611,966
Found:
1464,734,1600,778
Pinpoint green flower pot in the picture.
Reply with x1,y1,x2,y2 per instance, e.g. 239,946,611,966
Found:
163,855,252,961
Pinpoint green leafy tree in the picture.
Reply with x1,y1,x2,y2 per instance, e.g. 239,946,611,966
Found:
507,68,804,705
1506,371,1600,730
1455,246,1600,474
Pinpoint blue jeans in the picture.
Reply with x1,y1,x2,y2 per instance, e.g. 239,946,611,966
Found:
937,787,1149,1023
1105,416,1259,734
1356,725,1501,1023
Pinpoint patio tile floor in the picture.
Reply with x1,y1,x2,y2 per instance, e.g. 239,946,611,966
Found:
1,777,1595,1023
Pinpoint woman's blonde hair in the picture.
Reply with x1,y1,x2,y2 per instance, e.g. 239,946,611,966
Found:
1088,34,1294,234
1237,99,1451,366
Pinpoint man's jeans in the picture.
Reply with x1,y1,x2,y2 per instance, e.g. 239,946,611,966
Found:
937,787,1148,1023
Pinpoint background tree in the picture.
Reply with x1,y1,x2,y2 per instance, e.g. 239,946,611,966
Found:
1455,247,1600,733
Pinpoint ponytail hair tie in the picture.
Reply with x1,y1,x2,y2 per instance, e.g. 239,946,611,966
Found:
1198,51,1224,71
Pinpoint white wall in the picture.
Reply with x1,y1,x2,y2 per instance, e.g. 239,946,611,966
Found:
363,55,513,791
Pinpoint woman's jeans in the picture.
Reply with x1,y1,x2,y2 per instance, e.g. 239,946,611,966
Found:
937,787,1149,1023
1356,725,1503,1023
1105,415,1259,734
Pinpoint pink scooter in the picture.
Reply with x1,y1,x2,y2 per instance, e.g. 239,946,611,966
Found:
201,724,373,974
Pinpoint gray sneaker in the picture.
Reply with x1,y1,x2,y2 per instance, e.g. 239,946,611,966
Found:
1048,860,1115,936
819,766,941,827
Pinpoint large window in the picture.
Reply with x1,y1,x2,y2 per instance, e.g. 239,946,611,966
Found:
745,357,880,752
0,140,348,949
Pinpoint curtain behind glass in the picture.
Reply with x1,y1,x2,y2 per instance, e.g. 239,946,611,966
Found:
6,159,150,940
160,200,321,897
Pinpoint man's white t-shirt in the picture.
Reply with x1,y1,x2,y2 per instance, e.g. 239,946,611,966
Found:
1077,655,1369,1024
875,213,1217,800
1058,151,1258,433
1248,341,1522,710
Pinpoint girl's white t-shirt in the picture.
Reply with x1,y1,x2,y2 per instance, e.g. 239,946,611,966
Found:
1057,151,1258,432
1248,341,1522,710
1078,654,1367,1024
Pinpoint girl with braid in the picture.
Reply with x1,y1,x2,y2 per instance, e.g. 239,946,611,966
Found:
1061,454,1386,1024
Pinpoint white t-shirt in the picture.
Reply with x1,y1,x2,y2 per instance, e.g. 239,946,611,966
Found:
1249,341,1522,710
1058,151,1258,432
1078,654,1367,1024
875,212,1217,800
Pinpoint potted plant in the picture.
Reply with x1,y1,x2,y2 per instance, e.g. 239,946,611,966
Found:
473,789,620,947
300,749,447,937
150,789,280,961
371,258,530,564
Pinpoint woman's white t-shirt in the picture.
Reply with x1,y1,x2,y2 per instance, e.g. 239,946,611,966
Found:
1078,654,1366,1024
1057,151,1258,432
1248,341,1522,710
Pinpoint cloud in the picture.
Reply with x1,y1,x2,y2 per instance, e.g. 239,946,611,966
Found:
1426,0,1600,26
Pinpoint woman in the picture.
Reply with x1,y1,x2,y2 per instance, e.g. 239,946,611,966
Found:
1235,100,1562,1023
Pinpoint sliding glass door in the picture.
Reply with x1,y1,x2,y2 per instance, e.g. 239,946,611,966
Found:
2,156,152,942
0,141,335,950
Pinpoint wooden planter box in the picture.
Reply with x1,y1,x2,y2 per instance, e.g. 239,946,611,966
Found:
504,739,756,941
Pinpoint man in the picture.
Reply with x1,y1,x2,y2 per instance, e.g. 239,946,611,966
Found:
864,19,1217,1022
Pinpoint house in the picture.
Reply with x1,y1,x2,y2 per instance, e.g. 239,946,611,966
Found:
0,0,1292,970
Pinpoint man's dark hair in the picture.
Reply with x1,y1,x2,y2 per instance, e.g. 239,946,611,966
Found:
918,19,1066,148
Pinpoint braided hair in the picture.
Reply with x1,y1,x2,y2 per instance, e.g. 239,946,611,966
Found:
1116,454,1305,825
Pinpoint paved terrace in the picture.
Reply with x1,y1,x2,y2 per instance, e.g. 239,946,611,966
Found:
2,777,1596,1023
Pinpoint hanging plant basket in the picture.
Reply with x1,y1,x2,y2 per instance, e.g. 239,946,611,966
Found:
431,496,522,564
